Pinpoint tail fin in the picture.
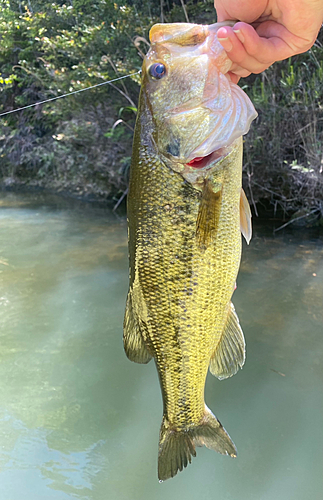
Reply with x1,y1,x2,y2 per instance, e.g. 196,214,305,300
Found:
158,407,236,481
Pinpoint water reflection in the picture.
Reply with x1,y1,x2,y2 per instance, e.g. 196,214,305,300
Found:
0,192,322,500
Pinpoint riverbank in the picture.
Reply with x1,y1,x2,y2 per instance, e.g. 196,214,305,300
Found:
0,1,322,223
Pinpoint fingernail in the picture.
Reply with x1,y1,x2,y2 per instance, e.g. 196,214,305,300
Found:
217,27,229,37
233,29,244,43
217,37,233,52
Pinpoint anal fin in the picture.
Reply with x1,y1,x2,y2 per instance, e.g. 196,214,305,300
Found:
209,302,245,380
123,292,152,364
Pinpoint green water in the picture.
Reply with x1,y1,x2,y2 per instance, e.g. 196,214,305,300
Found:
0,192,322,500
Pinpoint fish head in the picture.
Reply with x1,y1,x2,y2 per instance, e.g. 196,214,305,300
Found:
141,22,257,182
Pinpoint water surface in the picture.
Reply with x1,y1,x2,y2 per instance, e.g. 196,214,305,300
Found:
0,192,322,500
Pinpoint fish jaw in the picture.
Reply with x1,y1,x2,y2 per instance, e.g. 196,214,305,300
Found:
143,22,257,169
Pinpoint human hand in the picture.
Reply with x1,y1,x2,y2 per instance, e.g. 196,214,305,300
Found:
214,0,323,82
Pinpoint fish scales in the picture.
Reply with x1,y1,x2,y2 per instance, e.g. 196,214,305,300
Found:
124,22,257,481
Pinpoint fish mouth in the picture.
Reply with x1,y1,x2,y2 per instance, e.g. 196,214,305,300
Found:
186,147,226,169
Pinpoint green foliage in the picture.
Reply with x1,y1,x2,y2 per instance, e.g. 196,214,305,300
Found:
0,0,152,198
242,32,323,218
0,0,146,110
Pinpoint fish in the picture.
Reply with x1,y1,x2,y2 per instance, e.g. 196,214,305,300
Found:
123,22,257,481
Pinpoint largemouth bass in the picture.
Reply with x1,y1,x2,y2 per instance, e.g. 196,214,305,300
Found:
123,22,257,481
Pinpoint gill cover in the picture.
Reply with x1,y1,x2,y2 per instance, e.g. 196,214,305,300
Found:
144,23,257,162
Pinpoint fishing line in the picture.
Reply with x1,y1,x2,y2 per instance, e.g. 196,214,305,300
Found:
0,70,141,118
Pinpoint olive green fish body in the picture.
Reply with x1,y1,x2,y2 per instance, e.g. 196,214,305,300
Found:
124,22,257,481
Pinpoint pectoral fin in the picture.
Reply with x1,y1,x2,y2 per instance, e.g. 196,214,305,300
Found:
209,302,245,380
240,188,252,244
123,292,152,364
196,182,222,249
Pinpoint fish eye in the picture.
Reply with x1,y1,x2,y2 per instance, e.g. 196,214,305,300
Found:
149,63,166,79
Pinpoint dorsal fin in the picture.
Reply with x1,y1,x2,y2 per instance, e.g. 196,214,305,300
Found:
209,302,245,380
240,188,252,244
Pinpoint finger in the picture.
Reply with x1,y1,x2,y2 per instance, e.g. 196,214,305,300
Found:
229,66,252,78
217,25,274,74
224,23,277,65
227,70,251,84
230,59,272,76
217,26,256,67
214,0,266,24
234,21,297,61
228,73,240,84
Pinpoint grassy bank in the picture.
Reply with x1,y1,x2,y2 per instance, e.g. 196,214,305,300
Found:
242,34,323,224
1,1,322,221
